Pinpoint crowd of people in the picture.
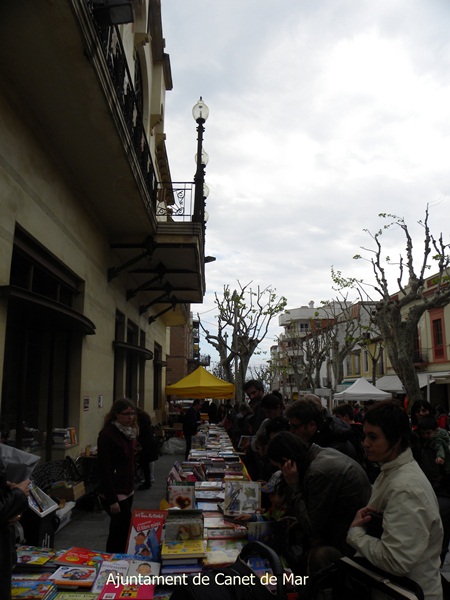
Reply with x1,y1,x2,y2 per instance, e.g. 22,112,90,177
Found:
202,383,450,599
3,385,450,598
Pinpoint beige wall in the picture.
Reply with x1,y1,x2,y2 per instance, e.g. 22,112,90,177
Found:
0,84,168,454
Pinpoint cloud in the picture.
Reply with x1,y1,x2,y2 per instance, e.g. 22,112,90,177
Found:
160,0,450,367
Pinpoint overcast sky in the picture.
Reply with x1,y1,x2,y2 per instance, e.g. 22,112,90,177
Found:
160,0,450,368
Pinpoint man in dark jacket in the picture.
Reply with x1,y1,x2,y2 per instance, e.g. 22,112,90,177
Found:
266,432,372,559
182,399,202,460
286,397,360,461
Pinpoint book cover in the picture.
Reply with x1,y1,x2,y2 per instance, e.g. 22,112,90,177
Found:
205,526,247,539
91,561,130,595
49,566,97,587
17,546,56,566
161,539,206,560
55,594,98,600
194,490,224,501
11,580,58,599
126,559,160,579
12,573,53,582
203,539,245,568
167,482,195,510
126,510,167,560
98,583,155,599
164,509,204,541
223,481,260,516
54,547,113,567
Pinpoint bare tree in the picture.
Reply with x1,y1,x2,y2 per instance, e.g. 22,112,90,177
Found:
334,207,450,404
199,282,287,402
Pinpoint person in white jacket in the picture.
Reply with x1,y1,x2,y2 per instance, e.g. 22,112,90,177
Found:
347,400,443,600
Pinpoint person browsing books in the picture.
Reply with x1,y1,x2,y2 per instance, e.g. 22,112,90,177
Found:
347,400,444,600
97,398,138,553
0,452,30,600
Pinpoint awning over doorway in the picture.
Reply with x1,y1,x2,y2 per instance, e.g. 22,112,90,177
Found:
375,373,434,393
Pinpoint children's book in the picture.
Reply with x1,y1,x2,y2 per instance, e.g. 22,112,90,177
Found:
10,580,57,599
167,482,195,510
54,594,98,600
12,573,53,583
202,539,245,568
194,490,225,501
54,546,112,567
161,539,206,560
126,558,160,579
164,509,204,541
223,481,260,516
98,583,155,599
126,509,167,560
49,565,97,587
17,546,56,566
91,560,130,594
205,526,247,539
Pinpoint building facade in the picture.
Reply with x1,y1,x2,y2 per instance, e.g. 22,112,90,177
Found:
0,0,208,459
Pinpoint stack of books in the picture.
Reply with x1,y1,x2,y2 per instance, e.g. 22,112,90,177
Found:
160,539,206,575
51,428,76,448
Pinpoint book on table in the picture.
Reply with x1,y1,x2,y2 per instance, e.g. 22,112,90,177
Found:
161,539,207,562
98,582,155,599
222,480,261,516
126,509,167,561
167,481,195,510
164,509,204,541
92,557,161,595
11,580,58,599
53,546,113,567
202,539,245,568
91,560,130,594
16,545,56,567
49,565,97,587
54,593,98,600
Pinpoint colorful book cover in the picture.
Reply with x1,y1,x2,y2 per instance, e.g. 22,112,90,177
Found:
164,509,204,542
11,580,57,599
98,583,155,599
91,560,130,594
49,565,97,587
167,482,195,509
55,594,98,599
223,481,260,516
12,573,53,582
126,510,167,560
54,546,113,567
17,546,56,566
161,539,206,559
194,490,224,501
203,539,245,568
126,559,160,579
205,526,247,539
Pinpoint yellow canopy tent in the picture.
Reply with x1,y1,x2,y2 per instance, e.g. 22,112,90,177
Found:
165,366,235,399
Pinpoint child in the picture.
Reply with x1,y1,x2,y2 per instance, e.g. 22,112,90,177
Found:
416,416,450,494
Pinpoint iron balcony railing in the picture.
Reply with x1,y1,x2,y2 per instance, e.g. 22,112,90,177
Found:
94,22,158,212
156,182,195,221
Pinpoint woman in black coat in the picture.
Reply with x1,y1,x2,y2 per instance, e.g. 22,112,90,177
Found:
97,398,138,553
0,453,30,599
136,407,159,490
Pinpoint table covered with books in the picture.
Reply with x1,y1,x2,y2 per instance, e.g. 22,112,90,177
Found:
11,424,297,600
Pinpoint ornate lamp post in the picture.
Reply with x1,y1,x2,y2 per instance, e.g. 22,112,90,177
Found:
192,97,209,224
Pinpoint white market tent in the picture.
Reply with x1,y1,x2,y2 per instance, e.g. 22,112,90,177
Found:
333,377,392,402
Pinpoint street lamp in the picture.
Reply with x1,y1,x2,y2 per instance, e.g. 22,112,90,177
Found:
192,97,209,224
